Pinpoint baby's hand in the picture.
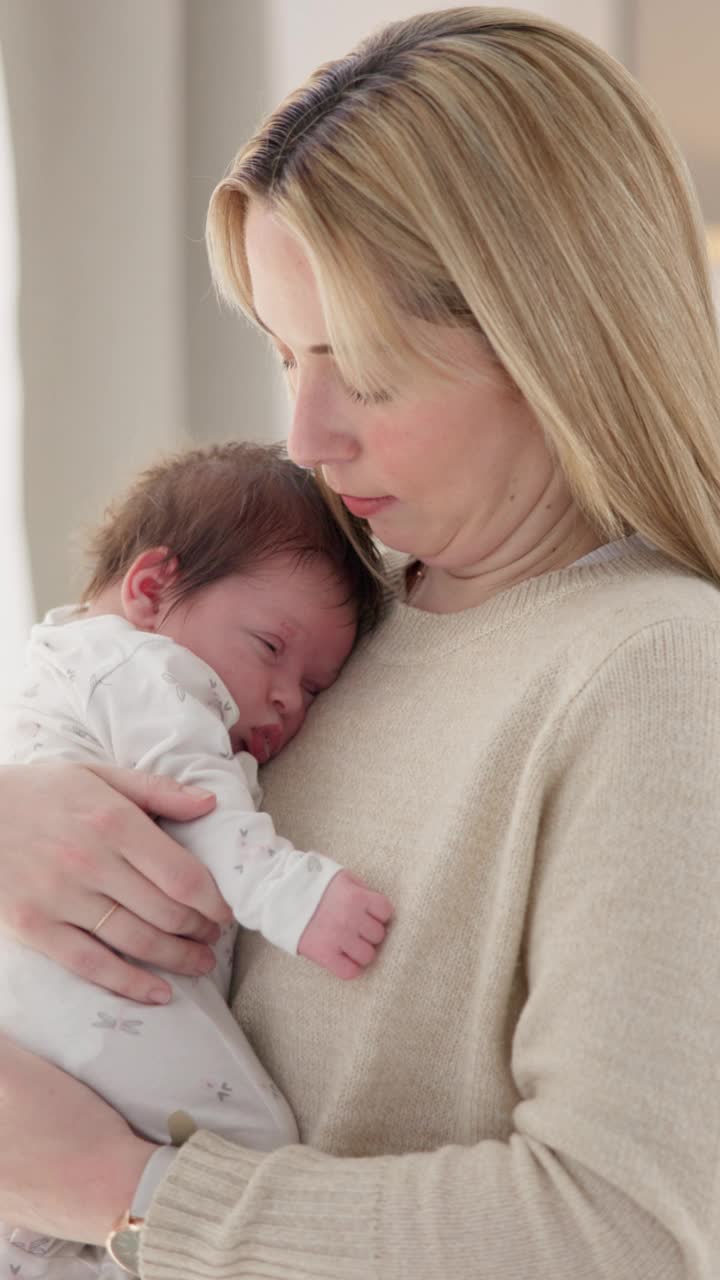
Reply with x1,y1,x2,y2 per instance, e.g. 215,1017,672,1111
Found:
297,870,393,979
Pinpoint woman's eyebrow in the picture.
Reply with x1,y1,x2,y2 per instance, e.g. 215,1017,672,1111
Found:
251,307,332,355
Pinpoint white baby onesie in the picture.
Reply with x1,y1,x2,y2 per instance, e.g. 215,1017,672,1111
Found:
0,605,341,1276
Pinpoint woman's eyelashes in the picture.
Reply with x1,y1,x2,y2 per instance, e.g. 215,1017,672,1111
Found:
348,386,392,406
278,354,391,406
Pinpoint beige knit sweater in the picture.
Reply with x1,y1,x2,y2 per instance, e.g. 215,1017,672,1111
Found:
142,544,720,1279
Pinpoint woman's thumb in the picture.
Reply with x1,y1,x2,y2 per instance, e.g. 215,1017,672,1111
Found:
86,764,217,820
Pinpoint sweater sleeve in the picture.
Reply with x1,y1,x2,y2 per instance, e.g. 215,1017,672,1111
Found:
139,619,720,1280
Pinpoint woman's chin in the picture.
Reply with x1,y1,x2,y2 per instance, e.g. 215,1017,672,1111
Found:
367,522,419,555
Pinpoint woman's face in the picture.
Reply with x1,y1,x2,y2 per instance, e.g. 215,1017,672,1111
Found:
244,202,558,574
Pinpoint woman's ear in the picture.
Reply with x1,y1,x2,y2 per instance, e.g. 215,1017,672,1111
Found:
120,547,180,630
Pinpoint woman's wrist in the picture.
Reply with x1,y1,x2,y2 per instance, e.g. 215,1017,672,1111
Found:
83,1135,161,1246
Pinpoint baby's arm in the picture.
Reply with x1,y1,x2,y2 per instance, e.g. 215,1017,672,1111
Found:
83,636,392,977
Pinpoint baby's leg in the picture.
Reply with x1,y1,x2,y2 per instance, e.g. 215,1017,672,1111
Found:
0,931,298,1267
0,931,297,1149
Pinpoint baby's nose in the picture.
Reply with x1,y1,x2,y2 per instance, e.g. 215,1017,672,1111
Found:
271,681,304,717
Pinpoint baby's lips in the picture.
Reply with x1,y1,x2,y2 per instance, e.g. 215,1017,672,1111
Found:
248,723,283,763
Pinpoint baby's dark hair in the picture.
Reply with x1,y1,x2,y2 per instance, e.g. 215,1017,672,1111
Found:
82,441,386,636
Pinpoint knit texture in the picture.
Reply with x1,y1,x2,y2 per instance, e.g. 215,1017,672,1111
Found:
142,544,720,1279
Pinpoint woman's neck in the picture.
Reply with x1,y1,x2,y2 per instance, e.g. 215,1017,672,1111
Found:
407,506,606,614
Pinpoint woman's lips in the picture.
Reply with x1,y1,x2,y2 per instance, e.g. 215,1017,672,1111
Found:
339,494,396,518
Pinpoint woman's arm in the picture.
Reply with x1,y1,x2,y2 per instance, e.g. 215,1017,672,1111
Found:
137,620,720,1279
0,1032,158,1244
0,761,232,1002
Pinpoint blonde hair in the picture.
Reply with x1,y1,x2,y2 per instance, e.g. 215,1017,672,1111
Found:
207,6,720,582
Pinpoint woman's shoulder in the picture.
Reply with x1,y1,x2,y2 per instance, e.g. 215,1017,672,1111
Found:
532,547,720,727
553,543,720,641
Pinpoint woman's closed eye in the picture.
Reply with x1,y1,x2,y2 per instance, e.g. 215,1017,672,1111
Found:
279,354,391,407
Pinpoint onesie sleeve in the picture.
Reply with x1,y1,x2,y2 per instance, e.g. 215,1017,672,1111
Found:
81,636,341,954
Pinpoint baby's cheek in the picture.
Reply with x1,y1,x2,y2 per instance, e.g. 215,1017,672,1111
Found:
280,710,306,753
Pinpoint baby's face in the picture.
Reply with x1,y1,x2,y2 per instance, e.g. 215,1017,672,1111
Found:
157,553,358,761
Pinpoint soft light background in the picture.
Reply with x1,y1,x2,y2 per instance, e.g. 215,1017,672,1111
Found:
0,0,718,692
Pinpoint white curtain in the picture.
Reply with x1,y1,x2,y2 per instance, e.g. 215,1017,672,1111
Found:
0,43,34,698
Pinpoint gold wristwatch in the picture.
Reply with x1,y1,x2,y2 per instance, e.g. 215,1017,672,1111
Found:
106,1210,144,1276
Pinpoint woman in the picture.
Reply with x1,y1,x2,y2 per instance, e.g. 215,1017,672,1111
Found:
1,8,720,1277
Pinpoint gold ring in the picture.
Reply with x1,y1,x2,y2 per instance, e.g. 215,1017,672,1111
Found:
91,901,120,937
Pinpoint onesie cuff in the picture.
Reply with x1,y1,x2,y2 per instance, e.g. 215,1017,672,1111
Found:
261,855,343,955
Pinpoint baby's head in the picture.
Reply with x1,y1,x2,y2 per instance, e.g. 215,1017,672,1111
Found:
83,442,384,759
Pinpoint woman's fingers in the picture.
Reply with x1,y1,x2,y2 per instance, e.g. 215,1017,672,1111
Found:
78,856,225,942
37,923,181,1004
78,900,218,977
86,761,217,820
0,763,232,997
83,764,232,924
19,897,219,1002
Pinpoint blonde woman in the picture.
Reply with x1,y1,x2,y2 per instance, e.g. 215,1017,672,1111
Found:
1,8,719,1278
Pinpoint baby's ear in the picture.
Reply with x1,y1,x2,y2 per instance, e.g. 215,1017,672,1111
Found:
121,547,180,630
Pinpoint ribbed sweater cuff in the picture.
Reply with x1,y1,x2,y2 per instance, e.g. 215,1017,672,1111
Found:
141,1129,379,1279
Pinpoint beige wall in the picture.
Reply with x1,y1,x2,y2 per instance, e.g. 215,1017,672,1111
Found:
632,0,720,222
0,1,626,614
0,0,187,610
184,0,278,449
266,0,623,100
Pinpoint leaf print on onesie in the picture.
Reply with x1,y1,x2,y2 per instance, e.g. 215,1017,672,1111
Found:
60,719,100,746
54,998,149,1082
203,1077,234,1103
207,677,234,724
0,930,150,1079
162,671,187,701
92,1011,145,1036
234,827,275,873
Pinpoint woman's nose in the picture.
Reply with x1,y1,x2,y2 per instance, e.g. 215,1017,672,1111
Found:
286,381,358,472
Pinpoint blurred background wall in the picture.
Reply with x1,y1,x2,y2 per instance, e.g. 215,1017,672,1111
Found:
0,0,717,642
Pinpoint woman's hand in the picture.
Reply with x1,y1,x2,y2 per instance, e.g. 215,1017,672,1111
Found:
0,762,233,1003
0,1033,158,1245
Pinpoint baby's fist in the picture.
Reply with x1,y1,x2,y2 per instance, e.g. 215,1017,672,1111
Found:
297,870,393,979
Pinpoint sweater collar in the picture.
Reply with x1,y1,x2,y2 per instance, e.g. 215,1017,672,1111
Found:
364,539,690,663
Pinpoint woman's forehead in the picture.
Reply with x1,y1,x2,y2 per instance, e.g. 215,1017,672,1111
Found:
245,202,328,348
